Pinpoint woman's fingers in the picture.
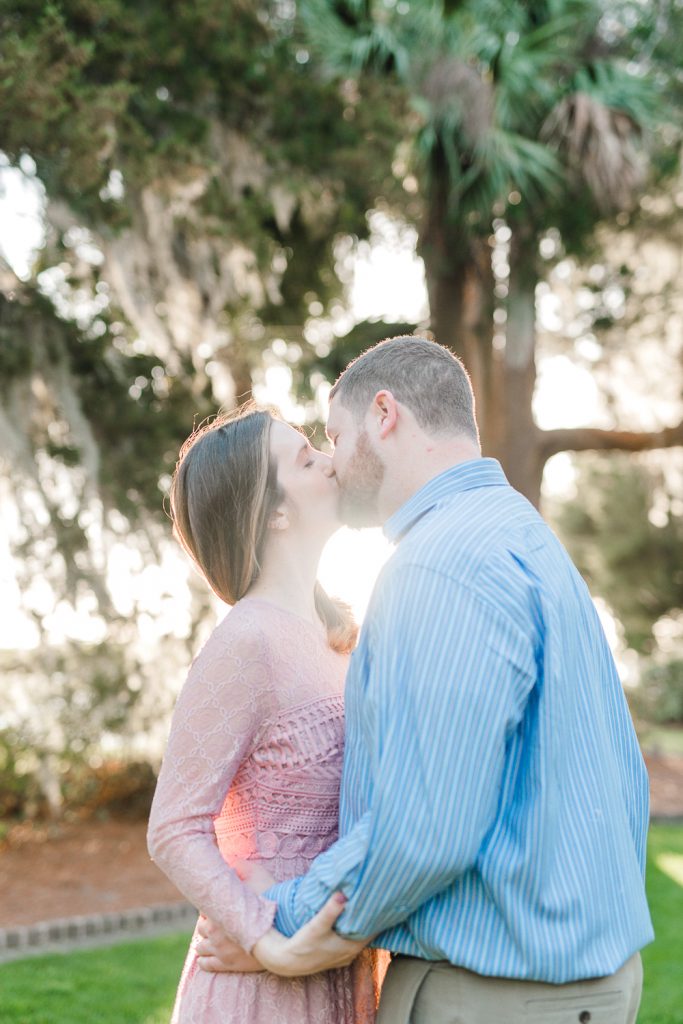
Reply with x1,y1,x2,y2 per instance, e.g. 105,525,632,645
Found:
302,892,347,937
197,955,231,973
252,897,365,977
196,934,265,973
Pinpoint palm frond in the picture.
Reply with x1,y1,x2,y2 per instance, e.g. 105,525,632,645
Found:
574,59,661,124
298,0,663,227
299,0,445,81
541,57,661,210
542,91,647,210
299,0,400,76
485,130,565,197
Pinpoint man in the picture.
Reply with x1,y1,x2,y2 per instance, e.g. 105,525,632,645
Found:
200,336,653,1022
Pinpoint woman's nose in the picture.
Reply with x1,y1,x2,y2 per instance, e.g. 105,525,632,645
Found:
321,458,335,478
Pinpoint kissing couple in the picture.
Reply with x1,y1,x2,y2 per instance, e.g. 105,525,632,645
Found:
148,335,652,1024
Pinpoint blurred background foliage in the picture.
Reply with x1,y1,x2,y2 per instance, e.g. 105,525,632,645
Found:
0,0,682,822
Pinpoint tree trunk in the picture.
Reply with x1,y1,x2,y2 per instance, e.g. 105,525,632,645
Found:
421,173,544,504
493,229,544,505
420,173,683,509
420,155,497,450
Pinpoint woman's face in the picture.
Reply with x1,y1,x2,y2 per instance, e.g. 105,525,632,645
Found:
269,421,339,536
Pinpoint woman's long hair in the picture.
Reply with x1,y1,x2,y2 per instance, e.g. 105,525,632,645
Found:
169,406,357,654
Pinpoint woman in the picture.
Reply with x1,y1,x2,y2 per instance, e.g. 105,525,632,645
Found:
147,406,383,1023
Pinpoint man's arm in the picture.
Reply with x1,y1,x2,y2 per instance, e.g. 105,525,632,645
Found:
268,562,536,940
196,892,367,976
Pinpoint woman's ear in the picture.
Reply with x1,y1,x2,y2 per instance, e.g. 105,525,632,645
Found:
268,506,289,532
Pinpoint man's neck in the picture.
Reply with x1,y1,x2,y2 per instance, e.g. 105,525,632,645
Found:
379,442,481,522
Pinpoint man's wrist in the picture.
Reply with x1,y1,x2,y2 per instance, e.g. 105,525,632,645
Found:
252,929,277,965
264,878,302,937
253,928,294,975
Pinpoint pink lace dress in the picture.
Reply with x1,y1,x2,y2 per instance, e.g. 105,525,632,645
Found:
148,597,383,1023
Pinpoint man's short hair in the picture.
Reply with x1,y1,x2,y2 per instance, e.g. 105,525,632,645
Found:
330,335,479,441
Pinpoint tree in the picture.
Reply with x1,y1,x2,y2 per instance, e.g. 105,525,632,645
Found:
298,0,683,504
554,455,683,656
0,0,403,810
543,176,683,713
0,263,218,813
0,0,401,393
552,452,683,725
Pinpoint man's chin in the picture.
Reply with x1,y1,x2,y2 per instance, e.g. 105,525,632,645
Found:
339,500,382,530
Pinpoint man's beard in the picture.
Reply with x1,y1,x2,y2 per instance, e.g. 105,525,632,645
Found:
337,429,385,528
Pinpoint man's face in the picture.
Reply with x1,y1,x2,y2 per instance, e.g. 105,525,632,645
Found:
327,396,385,528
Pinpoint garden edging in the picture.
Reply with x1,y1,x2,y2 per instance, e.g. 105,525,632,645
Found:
0,900,197,964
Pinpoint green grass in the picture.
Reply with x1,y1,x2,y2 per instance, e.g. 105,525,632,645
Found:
0,931,190,1024
640,823,683,1024
0,825,681,1023
639,726,683,758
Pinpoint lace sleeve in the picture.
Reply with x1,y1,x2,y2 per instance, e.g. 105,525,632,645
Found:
147,612,277,951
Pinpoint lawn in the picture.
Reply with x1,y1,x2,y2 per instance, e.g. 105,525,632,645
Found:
640,823,683,1024
0,824,681,1024
0,931,188,1024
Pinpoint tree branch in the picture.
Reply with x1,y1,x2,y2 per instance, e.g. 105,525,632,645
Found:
539,421,683,460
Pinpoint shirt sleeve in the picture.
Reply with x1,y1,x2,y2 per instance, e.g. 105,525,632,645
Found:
147,615,277,952
267,562,536,939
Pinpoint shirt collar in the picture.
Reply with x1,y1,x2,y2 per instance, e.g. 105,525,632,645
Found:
383,458,508,544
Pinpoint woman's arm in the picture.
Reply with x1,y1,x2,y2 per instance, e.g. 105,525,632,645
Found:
147,616,276,953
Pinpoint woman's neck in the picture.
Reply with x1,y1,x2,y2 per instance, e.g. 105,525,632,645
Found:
245,537,325,626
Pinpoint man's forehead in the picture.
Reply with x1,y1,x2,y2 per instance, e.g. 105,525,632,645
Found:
328,396,365,438
326,395,341,433
327,393,350,426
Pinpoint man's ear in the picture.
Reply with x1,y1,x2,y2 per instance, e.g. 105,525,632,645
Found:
372,390,398,440
268,506,289,531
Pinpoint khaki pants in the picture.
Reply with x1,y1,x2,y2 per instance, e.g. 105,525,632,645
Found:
376,952,643,1024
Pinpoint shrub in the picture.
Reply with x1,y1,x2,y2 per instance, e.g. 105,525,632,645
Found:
631,659,683,726
61,759,158,820
0,729,46,819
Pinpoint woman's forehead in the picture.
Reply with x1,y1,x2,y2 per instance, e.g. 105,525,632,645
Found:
269,420,305,457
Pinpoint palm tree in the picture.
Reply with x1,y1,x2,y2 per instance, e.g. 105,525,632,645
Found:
300,0,682,505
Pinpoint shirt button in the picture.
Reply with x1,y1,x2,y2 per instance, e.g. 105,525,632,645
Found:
579,1013,591,1023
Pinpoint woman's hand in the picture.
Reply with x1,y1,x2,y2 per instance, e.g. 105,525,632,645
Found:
252,893,369,977
196,860,278,973
233,858,277,895
195,916,264,973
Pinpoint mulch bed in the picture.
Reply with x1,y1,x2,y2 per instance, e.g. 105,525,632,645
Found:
0,819,182,928
1,753,681,930
645,752,683,820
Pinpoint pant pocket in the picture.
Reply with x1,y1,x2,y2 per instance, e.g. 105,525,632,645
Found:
524,989,625,1023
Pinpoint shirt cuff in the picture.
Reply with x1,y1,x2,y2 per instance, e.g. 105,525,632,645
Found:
263,878,303,937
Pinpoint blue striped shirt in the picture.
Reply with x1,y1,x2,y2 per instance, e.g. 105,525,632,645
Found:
266,459,653,981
